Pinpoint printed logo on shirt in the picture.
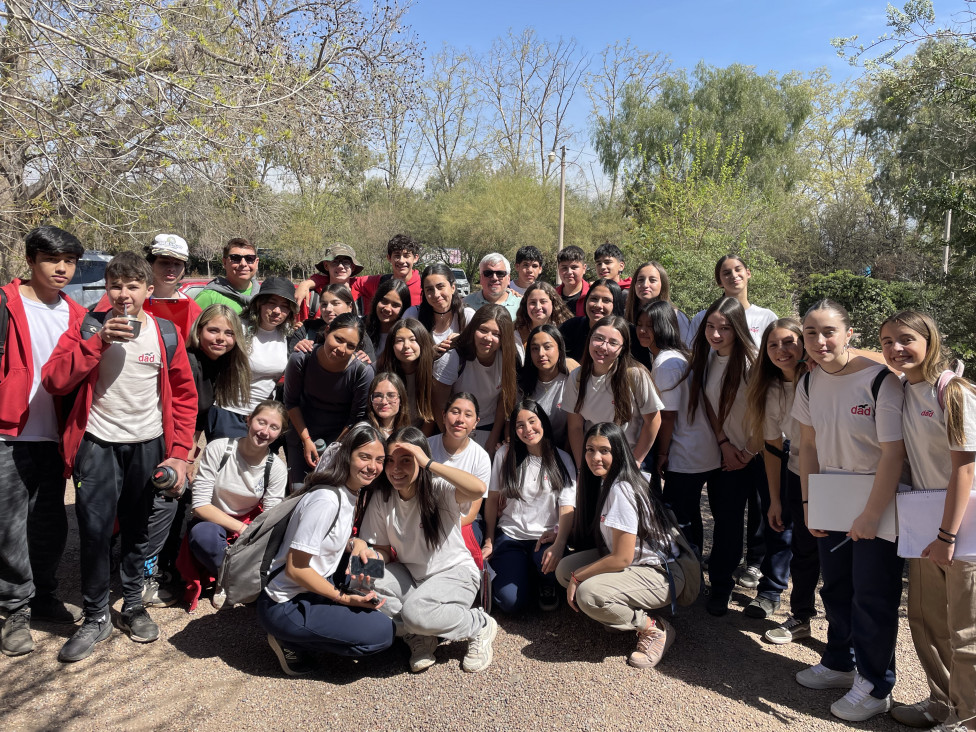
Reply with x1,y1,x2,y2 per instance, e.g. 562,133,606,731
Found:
920,409,935,418
850,403,872,416
138,352,157,364
600,513,606,523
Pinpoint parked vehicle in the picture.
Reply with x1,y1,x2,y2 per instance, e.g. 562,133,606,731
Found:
452,268,471,297
63,251,113,309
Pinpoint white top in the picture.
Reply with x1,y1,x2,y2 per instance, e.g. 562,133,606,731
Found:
562,365,665,451
675,308,694,346
403,305,477,347
87,316,163,443
652,350,720,473
532,372,571,447
360,477,477,582
2,296,71,443
489,444,576,540
228,327,288,415
791,364,904,474
264,487,357,603
902,379,976,490
704,352,750,451
598,480,672,566
435,350,504,427
428,434,491,497
690,303,778,348
763,380,800,474
191,438,287,515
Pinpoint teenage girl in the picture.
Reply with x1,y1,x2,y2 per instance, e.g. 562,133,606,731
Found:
745,318,820,641
258,423,394,677
353,426,497,674
563,314,663,471
792,299,905,723
483,399,576,614
284,312,373,487
290,284,374,356
556,422,682,669
364,278,410,356
433,304,519,457
514,281,573,346
404,263,475,356
378,318,437,434
880,310,976,732
559,278,624,362
363,372,410,439
636,301,719,555
689,254,777,347
626,261,693,345
517,324,578,450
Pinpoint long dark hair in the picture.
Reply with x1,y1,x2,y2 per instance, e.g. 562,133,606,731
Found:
574,422,671,558
454,304,519,420
300,422,386,496
625,261,673,322
583,278,624,324
518,323,571,396
365,278,410,344
638,300,689,358
375,426,444,550
323,312,364,350
500,399,570,500
367,371,411,434
417,263,467,333
573,315,647,424
378,318,436,423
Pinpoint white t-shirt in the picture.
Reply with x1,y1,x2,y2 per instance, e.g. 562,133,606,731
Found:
264,486,357,603
228,327,288,415
763,380,800,474
599,480,672,566
652,350,720,473
3,296,71,442
675,308,694,347
428,434,491,497
435,351,504,427
690,303,778,348
562,365,665,451
191,438,287,516
532,372,571,448
791,364,904,474
403,305,476,347
704,352,750,451
87,316,164,443
902,379,976,490
360,477,477,582
489,443,576,540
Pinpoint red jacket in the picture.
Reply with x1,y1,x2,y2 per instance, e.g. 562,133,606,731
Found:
41,312,198,476
0,280,88,437
352,270,422,315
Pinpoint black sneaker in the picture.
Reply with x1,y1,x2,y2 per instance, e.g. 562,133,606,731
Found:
59,616,112,662
30,594,83,623
744,596,781,619
118,605,159,643
2,607,34,657
267,634,313,676
538,583,559,612
706,592,731,617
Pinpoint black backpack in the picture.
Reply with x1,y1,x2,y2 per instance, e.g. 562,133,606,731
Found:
801,367,892,406
0,290,9,383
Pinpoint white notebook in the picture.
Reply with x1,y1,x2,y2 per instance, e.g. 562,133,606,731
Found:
895,489,976,559
807,473,902,542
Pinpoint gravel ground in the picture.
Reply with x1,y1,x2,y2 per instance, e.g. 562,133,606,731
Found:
1,486,930,732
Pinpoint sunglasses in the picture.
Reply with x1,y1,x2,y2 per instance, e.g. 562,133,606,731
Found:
228,254,257,264
481,269,508,280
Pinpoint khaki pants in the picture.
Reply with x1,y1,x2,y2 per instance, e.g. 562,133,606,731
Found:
907,557,976,729
556,549,682,632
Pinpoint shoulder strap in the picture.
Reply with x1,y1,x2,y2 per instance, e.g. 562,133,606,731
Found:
263,453,275,490
155,317,178,366
870,368,892,403
937,367,964,412
264,486,341,586
217,438,238,472
802,370,811,398
80,311,107,339
0,290,9,367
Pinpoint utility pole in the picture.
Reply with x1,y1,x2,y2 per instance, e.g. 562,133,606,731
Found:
943,171,954,277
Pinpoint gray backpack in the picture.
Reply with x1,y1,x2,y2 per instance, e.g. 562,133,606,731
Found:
217,485,341,607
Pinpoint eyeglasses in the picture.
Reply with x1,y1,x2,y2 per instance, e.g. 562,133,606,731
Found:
371,393,400,403
227,254,257,264
591,334,623,350
481,269,508,280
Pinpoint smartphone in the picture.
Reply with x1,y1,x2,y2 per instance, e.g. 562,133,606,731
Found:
349,555,385,578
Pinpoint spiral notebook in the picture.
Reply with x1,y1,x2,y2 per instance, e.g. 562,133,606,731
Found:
895,489,976,559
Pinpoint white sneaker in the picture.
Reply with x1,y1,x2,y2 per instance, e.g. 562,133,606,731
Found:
210,586,227,610
462,614,497,673
403,633,438,673
830,673,892,722
795,662,856,690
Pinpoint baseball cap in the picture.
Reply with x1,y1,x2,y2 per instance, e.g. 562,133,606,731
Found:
150,234,189,262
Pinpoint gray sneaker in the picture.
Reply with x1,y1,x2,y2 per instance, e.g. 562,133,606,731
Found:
764,615,811,645
59,616,112,662
744,596,781,619
2,607,34,657
796,662,857,690
118,606,159,643
735,565,762,589
142,576,178,608
890,699,944,728
403,633,439,672
462,614,497,673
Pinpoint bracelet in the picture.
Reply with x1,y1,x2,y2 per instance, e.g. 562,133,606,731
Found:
718,438,730,446
939,527,958,538
802,500,809,504
744,448,756,457
571,572,581,584
425,457,434,471
937,535,956,545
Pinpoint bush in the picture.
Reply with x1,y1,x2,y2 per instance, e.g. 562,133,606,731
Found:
797,271,896,349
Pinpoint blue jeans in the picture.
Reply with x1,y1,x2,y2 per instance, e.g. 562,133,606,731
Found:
817,532,903,697
784,468,820,619
756,462,792,602
488,532,557,614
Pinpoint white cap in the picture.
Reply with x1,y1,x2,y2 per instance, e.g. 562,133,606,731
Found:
150,234,189,262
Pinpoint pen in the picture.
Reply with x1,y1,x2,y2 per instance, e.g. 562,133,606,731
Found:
831,537,852,552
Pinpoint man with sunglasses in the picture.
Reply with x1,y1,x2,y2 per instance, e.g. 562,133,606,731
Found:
463,253,521,321
195,238,261,313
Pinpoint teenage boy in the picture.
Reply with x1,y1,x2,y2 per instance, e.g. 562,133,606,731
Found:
352,234,423,314
195,237,260,313
293,243,365,320
509,246,543,295
555,246,589,317
42,252,197,662
463,253,521,321
592,242,630,315
0,226,88,657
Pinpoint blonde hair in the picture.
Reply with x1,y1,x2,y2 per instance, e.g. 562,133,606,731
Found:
187,304,251,408
745,318,802,445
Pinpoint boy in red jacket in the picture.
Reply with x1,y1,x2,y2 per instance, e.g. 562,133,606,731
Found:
0,226,87,657
42,252,197,662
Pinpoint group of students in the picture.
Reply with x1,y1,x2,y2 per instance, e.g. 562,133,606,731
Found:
0,227,973,731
